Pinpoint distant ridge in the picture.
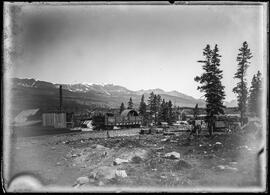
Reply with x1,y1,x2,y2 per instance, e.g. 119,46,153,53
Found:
9,77,234,115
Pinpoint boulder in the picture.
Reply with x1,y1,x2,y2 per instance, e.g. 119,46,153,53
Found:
131,156,143,163
120,148,148,162
92,166,118,180
174,159,192,170
154,146,165,151
115,170,127,178
98,181,104,186
113,158,129,165
161,138,168,142
213,142,223,151
94,144,106,149
216,165,238,171
164,152,180,159
75,176,90,185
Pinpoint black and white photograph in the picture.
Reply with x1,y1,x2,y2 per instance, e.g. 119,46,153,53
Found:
3,1,268,192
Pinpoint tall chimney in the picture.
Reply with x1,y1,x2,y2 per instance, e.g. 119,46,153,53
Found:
59,85,62,112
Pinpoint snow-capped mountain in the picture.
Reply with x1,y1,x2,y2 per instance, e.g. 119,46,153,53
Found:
10,78,210,114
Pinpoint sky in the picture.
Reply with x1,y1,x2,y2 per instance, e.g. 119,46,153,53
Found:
5,3,266,101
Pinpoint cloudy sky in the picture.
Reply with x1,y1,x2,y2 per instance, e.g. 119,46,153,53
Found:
6,3,266,101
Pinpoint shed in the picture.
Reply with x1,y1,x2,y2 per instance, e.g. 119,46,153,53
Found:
42,112,67,128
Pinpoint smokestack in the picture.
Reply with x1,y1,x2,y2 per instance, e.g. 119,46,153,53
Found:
59,85,62,113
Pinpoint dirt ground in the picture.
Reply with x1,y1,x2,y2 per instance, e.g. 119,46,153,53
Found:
6,123,266,192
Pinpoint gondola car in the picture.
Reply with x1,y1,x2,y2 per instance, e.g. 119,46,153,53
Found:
105,109,142,130
92,109,142,130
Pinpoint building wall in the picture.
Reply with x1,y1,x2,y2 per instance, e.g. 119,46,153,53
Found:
42,113,67,128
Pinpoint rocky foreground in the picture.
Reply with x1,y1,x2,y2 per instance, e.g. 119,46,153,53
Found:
7,121,265,192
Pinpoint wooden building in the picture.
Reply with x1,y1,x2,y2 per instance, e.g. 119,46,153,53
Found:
42,112,67,128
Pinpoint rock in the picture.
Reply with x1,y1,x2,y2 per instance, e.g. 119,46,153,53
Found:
115,170,127,178
154,146,165,151
174,159,192,170
160,175,167,179
217,165,225,170
76,177,89,185
133,149,148,160
217,165,238,171
93,166,118,180
131,156,143,163
94,144,106,149
229,162,238,165
161,138,168,142
89,178,95,183
51,147,56,150
113,158,129,165
164,152,180,159
98,181,104,186
56,162,61,166
102,151,107,158
213,142,223,151
227,167,238,171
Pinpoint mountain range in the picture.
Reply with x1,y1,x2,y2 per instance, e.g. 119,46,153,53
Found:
10,78,237,116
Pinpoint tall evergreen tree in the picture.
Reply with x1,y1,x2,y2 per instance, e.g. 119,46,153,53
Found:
127,97,133,109
193,103,199,120
148,92,156,123
120,102,125,114
139,95,147,125
158,99,167,123
155,94,162,124
194,44,226,136
248,71,262,118
167,100,173,125
233,41,253,125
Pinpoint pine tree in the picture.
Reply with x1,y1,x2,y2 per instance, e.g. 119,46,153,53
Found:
127,97,133,109
248,71,262,117
233,41,253,125
148,92,156,123
167,100,173,125
194,44,226,136
155,94,162,124
120,102,125,114
193,103,199,120
139,95,147,125
158,99,167,123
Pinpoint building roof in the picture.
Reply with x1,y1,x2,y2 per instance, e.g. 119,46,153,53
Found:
120,109,139,117
14,109,40,123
